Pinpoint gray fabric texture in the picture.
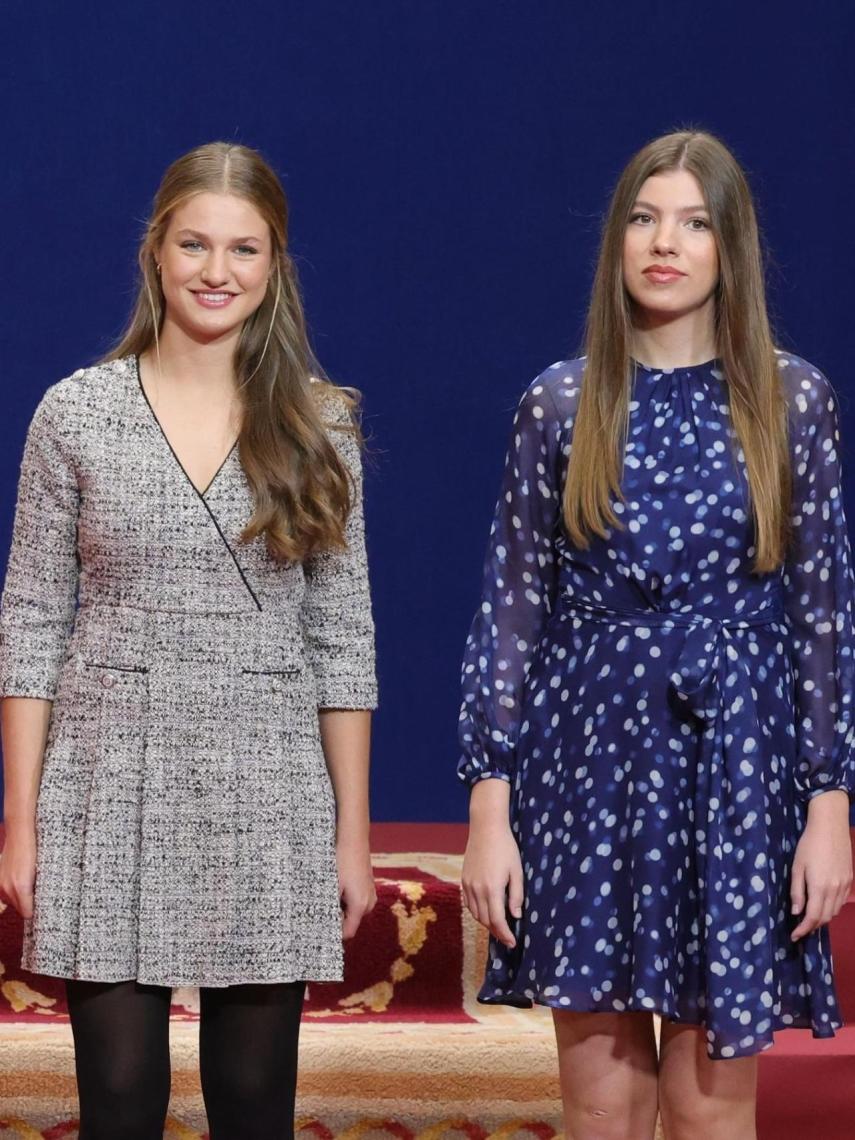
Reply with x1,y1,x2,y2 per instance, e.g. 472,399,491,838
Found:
0,355,377,985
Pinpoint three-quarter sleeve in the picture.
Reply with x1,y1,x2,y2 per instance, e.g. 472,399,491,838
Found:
782,363,855,800
0,386,80,699
300,391,377,710
458,376,565,785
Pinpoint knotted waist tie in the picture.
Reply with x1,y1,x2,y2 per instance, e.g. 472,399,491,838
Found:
559,594,788,1045
558,596,785,719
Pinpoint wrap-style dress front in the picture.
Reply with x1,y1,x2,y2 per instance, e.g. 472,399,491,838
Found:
0,355,377,986
459,353,855,1058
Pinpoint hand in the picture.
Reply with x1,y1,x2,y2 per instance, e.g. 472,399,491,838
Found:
790,790,853,941
336,836,377,940
462,813,524,949
0,824,37,919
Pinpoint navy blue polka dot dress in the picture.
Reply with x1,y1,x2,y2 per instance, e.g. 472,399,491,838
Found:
459,353,855,1059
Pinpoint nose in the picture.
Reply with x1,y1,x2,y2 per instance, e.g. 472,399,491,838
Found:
200,250,229,287
650,221,679,258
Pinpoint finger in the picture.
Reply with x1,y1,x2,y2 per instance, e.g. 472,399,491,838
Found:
837,882,853,918
8,879,33,918
341,901,363,940
812,885,844,930
468,885,488,928
790,862,806,916
792,900,823,941
508,865,524,919
820,890,842,929
486,890,516,948
791,917,812,941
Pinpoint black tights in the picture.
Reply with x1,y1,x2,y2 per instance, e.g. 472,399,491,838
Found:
66,978,305,1140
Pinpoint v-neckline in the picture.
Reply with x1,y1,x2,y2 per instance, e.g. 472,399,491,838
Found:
134,355,239,499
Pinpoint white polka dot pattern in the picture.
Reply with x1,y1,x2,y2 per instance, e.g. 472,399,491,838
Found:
458,353,855,1059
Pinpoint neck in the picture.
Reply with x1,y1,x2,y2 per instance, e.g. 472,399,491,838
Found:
631,302,717,370
143,319,240,394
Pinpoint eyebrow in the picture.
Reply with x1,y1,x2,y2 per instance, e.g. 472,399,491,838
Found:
175,228,264,243
632,200,709,214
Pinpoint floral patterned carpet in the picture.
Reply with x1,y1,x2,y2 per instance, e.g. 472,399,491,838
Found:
0,850,566,1137
2,827,854,1138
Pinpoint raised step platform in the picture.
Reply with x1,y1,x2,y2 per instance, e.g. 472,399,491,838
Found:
0,825,853,1139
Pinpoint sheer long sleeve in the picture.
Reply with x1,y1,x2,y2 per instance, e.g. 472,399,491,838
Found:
300,390,377,711
781,361,855,800
0,385,80,699
458,376,565,785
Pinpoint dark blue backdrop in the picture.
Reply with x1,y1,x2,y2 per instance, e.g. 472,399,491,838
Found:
2,1,853,821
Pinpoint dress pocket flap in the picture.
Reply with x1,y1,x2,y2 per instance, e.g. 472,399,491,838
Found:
241,663,302,678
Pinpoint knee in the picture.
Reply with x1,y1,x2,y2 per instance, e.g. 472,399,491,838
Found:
206,1055,295,1118
214,1064,276,1105
78,1055,168,1138
658,1095,742,1140
565,1102,638,1140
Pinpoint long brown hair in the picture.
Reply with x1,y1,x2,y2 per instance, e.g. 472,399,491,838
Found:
105,141,356,562
565,130,790,573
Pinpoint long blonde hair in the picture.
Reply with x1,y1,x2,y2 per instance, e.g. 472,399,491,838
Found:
105,141,356,561
565,130,790,573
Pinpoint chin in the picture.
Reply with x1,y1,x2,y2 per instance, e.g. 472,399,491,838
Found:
181,320,243,345
631,291,708,320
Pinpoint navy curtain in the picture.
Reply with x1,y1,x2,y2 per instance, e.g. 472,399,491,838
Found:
2,0,852,820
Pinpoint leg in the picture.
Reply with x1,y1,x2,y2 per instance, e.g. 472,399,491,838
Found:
65,979,172,1140
199,981,306,1140
658,1020,757,1140
552,1010,659,1140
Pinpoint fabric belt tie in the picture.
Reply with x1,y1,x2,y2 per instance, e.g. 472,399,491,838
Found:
559,594,787,1052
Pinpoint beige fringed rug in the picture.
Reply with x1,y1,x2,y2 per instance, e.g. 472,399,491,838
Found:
0,852,667,1138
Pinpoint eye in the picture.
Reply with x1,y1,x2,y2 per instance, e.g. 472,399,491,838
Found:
235,245,259,256
686,218,710,231
629,212,654,225
180,240,204,251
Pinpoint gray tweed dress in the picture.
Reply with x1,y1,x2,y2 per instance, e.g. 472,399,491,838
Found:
0,355,377,987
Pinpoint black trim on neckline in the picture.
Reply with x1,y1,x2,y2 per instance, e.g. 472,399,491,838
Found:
134,355,262,612
134,356,238,497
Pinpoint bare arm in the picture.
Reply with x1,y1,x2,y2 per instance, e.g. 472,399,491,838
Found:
319,708,375,938
0,697,52,917
462,777,524,949
790,789,853,941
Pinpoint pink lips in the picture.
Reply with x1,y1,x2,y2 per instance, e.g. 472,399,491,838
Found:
192,291,236,309
642,266,686,284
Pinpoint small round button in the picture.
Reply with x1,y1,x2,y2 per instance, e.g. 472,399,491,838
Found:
271,679,283,692
100,673,116,689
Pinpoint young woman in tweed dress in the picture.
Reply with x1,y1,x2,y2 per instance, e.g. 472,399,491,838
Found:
0,142,377,1138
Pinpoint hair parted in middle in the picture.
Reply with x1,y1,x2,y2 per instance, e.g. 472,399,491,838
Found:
105,141,357,563
564,129,791,573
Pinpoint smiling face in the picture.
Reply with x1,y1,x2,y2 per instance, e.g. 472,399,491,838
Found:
622,168,719,325
156,192,274,345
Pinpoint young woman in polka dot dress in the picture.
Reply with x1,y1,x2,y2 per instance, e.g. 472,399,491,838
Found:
459,131,854,1139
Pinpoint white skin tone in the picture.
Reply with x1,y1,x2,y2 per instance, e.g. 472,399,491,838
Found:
0,191,376,943
462,168,852,1139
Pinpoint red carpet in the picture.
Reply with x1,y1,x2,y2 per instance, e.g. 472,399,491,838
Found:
0,851,470,1026
0,823,853,1139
